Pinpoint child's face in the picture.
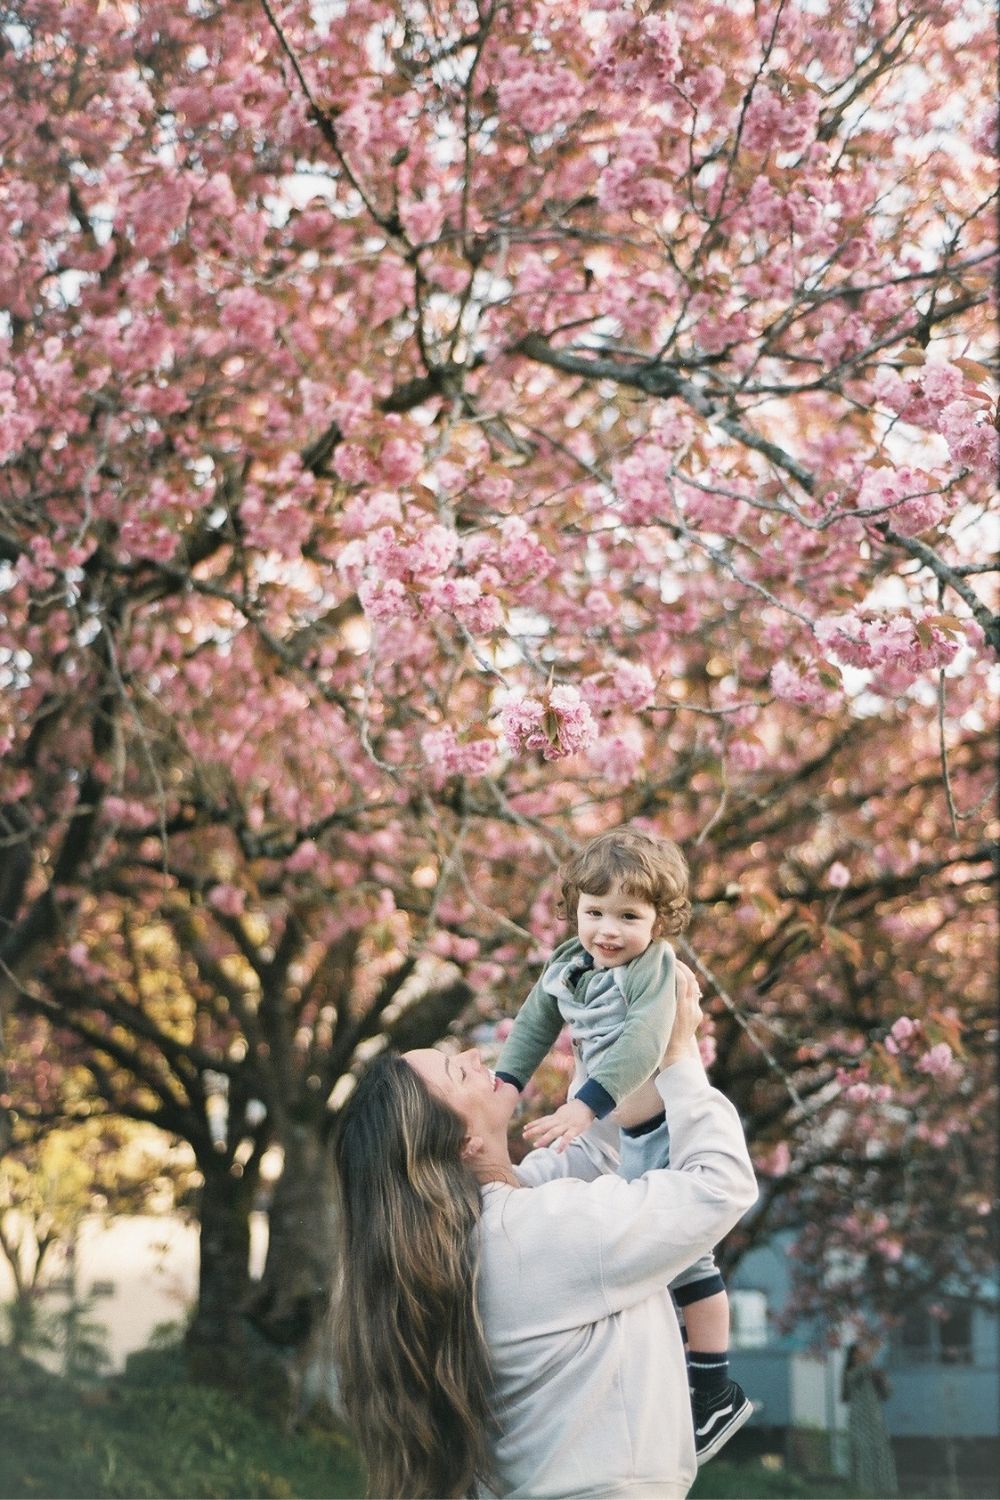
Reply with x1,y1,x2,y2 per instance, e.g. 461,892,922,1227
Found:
576,881,658,968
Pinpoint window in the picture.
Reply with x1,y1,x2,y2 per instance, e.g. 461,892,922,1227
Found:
731,1288,769,1348
939,1305,973,1365
896,1301,973,1365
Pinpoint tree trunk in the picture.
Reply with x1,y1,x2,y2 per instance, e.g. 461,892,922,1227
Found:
184,1159,256,1388
243,1116,342,1423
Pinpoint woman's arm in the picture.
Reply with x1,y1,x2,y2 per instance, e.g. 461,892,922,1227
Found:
512,1061,757,1324
510,968,757,1319
515,1124,621,1186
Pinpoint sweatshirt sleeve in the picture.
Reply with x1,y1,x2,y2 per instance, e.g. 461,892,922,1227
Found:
501,1059,757,1328
589,1058,757,1312
514,1126,621,1186
495,939,578,1089
578,941,677,1113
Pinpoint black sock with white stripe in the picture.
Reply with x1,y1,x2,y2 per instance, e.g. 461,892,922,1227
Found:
688,1352,730,1400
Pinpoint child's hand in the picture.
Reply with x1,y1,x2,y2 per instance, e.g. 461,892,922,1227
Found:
523,1098,597,1153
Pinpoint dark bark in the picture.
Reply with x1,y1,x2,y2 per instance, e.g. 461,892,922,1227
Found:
184,1159,257,1387
241,1108,348,1424
246,1118,337,1353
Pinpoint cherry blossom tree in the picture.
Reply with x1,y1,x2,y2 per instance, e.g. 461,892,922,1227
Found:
1,0,996,1387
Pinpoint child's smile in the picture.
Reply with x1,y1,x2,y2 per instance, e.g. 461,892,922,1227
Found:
576,882,658,968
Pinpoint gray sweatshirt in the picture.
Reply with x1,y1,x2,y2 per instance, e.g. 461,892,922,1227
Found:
477,1058,758,1499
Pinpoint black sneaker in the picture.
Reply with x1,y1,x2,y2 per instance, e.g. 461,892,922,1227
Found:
692,1379,753,1465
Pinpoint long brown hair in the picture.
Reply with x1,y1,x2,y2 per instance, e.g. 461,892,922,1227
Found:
331,1052,497,1499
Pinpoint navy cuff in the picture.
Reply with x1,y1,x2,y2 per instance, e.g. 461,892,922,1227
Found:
674,1273,726,1307
495,1070,524,1091
576,1078,617,1119
622,1109,666,1138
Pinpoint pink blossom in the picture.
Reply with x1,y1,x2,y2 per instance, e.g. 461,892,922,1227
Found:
598,159,672,217
66,942,105,983
399,197,445,244
494,51,584,135
756,1141,792,1177
611,445,668,525
125,174,194,255
207,883,246,917
972,102,999,157
689,64,725,107
101,796,152,829
677,477,749,532
333,442,377,486
855,465,948,534
423,576,503,634
497,517,554,583
745,176,790,233
583,590,618,625
586,726,645,783
219,286,279,345
889,1015,917,1045
827,861,850,889
501,684,596,762
470,474,514,507
596,12,681,99
377,436,423,486
742,90,784,152
728,739,765,773
433,460,467,494
921,362,964,407
815,611,962,690
328,370,375,436
285,840,319,874
770,660,840,713
917,1042,955,1077
585,660,656,713
937,400,999,478
358,577,414,623
777,93,820,151
421,725,496,783
693,310,751,356
428,930,481,962
513,252,551,296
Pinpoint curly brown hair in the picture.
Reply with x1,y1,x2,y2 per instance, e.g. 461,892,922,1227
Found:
559,825,691,938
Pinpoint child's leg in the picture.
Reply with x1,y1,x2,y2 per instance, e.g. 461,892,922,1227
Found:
673,1264,728,1360
675,1265,730,1389
681,1288,730,1354
674,1267,752,1463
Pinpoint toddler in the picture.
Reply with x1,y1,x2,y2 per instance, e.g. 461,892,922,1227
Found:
496,824,753,1465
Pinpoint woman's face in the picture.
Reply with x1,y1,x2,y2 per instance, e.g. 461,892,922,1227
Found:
404,1047,518,1140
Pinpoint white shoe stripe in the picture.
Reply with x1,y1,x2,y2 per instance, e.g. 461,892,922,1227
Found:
695,1403,735,1437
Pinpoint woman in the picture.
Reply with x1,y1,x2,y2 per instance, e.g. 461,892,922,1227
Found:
842,1339,899,1497
332,965,757,1499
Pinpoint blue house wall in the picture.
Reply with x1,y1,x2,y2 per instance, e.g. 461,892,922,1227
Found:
727,1232,1000,1443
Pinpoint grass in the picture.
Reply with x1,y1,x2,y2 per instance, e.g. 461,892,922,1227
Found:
0,1348,864,1500
692,1458,859,1498
0,1351,363,1500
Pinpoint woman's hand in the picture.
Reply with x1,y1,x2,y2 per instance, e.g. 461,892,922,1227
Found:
660,962,704,1069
